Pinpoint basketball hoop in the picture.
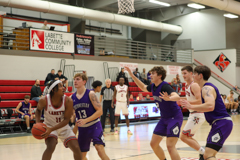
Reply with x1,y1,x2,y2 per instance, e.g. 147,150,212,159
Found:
118,0,135,14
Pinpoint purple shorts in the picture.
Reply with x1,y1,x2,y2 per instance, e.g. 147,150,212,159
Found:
206,119,233,151
153,116,183,137
19,113,30,119
78,121,105,152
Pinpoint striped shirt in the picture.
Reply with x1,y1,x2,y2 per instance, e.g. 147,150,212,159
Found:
101,86,114,101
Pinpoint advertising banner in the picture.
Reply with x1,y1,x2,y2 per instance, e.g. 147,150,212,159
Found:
30,28,74,53
167,65,181,75
119,62,138,72
75,34,94,55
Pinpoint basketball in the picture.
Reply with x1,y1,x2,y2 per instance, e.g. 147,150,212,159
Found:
31,123,47,140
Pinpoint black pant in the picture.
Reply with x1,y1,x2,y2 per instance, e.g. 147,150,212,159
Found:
101,101,114,130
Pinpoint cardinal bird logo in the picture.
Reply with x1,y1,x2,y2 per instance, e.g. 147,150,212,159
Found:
213,53,231,72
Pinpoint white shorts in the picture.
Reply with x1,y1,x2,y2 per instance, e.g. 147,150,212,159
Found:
45,124,77,148
115,101,129,116
182,112,205,137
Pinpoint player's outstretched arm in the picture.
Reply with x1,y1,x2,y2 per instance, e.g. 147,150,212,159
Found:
125,67,148,92
181,86,215,112
35,97,46,123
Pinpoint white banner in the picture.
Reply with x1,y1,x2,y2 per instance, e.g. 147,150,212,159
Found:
30,28,74,53
119,62,138,72
167,65,181,75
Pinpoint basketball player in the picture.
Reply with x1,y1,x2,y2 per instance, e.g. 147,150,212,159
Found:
126,66,183,160
180,66,205,160
111,77,133,135
15,95,35,133
181,66,233,160
35,80,82,160
72,73,110,160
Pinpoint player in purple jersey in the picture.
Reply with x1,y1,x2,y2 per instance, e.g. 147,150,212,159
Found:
72,73,110,160
126,66,183,160
181,66,233,160
16,95,35,133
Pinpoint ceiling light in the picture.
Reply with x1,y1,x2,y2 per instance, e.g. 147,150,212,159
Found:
224,13,239,19
187,3,205,9
149,0,170,7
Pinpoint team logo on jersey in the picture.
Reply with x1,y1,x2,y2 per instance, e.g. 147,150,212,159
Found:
211,130,222,143
213,53,231,72
193,117,199,125
171,123,180,135
31,30,44,49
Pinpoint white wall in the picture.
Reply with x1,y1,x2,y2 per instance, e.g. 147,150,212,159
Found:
194,49,236,87
0,54,183,84
162,9,226,50
85,20,128,39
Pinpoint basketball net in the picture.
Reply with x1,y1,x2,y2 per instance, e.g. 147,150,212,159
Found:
118,0,135,14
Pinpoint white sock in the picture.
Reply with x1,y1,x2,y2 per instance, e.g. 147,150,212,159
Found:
27,127,30,129
127,127,130,130
115,128,118,131
231,109,234,112
198,147,205,155
234,109,236,112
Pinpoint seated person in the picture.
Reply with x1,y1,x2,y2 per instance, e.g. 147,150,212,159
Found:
129,94,135,101
145,94,151,101
147,70,151,84
234,95,240,113
55,70,69,92
227,91,238,115
91,80,103,93
15,95,35,133
136,93,144,101
141,68,149,85
31,79,42,102
116,68,129,85
221,94,231,111
171,74,182,93
133,68,141,80
233,85,240,93
44,69,56,86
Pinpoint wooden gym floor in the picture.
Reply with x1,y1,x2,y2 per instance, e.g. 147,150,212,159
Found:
0,115,239,160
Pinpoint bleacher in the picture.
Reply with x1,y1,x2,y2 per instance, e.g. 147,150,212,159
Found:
111,81,188,113
0,80,73,133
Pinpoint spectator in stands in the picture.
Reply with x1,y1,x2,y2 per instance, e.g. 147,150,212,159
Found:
227,91,238,115
44,69,56,86
41,20,49,30
129,94,135,101
171,74,182,93
221,94,231,112
15,95,35,133
117,68,129,86
55,70,69,92
133,68,141,79
233,85,240,93
234,95,240,113
136,93,144,101
92,80,103,93
145,94,151,101
31,79,42,102
141,68,149,85
100,79,115,132
147,70,151,84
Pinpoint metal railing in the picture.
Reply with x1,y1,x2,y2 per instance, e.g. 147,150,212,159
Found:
95,36,193,64
0,25,29,50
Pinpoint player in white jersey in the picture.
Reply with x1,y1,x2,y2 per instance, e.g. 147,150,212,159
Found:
35,80,82,160
180,66,205,160
112,77,132,135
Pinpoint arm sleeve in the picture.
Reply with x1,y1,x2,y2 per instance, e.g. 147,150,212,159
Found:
161,84,175,95
147,84,152,92
100,87,104,95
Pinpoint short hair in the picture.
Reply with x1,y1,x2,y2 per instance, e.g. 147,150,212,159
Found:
92,80,102,89
181,66,193,72
58,70,62,73
150,66,166,81
24,95,30,99
74,73,88,82
105,78,111,83
51,69,55,71
193,66,211,81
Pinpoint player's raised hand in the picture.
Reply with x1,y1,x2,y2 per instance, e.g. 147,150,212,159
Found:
181,99,191,109
41,126,53,138
125,67,133,76
159,92,171,101
77,119,87,127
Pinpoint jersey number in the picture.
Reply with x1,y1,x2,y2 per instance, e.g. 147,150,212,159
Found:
121,93,124,97
78,110,87,119
56,117,61,123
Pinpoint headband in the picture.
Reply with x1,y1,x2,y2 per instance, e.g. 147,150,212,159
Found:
48,80,62,94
